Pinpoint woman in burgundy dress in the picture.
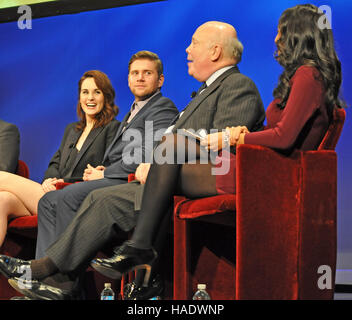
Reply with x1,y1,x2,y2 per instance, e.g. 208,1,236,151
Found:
93,4,343,293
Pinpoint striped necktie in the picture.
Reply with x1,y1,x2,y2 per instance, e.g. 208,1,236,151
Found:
197,82,207,95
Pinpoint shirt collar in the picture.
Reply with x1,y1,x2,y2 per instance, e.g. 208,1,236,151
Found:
205,65,235,87
131,89,160,112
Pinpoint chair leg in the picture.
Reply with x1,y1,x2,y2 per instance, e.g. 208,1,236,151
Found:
173,218,190,299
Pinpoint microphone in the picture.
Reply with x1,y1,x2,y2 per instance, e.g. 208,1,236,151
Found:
191,91,197,99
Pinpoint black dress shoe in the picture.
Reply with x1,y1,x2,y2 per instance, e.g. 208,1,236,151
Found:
10,296,33,300
90,242,157,285
123,275,164,300
8,277,79,300
0,255,31,279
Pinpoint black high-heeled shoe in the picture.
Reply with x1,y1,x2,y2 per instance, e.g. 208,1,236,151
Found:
123,274,164,300
90,242,157,286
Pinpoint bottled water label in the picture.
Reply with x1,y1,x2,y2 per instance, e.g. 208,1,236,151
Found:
192,284,211,300
101,283,115,300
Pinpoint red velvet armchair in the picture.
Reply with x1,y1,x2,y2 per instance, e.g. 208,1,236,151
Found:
173,108,345,300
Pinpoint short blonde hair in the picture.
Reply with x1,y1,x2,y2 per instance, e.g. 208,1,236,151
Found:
128,50,163,76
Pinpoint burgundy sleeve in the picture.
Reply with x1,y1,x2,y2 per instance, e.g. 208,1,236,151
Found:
244,67,323,149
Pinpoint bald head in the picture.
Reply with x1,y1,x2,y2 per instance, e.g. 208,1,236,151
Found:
186,21,243,82
198,21,242,62
197,21,238,42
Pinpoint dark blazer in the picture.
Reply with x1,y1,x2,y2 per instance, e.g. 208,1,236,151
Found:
0,119,20,173
43,119,120,182
103,92,179,179
173,66,265,134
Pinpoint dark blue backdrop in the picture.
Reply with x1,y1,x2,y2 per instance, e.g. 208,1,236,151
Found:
1,0,351,282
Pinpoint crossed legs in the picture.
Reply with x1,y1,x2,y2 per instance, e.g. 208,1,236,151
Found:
0,171,44,247
35,177,126,258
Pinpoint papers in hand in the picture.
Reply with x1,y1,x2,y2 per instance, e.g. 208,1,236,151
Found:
181,128,207,141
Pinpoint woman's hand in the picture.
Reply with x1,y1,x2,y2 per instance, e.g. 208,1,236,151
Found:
226,126,249,145
83,164,105,181
41,178,64,193
200,126,249,152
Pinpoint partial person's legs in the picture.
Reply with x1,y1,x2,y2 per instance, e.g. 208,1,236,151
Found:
35,178,126,259
6,183,141,299
45,182,140,274
54,178,126,239
131,135,217,248
0,191,32,246
0,171,45,214
90,135,219,287
36,190,61,258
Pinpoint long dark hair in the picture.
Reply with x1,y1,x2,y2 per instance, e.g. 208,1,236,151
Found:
76,70,119,131
273,4,342,118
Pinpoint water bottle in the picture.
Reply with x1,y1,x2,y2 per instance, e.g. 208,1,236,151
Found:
100,283,115,300
192,284,211,300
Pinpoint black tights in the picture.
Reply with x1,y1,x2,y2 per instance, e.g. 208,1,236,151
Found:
131,133,218,249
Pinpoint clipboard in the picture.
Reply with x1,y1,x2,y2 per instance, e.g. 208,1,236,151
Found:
181,129,206,141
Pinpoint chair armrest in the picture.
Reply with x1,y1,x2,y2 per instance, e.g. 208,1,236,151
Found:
7,215,38,238
56,182,81,190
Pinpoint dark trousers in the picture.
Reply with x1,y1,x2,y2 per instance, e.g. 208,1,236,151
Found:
35,177,127,259
44,181,142,273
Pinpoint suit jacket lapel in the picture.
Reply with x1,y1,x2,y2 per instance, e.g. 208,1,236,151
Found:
103,112,130,161
117,112,131,135
122,92,162,132
103,92,163,161
173,67,239,130
68,126,104,174
60,128,80,170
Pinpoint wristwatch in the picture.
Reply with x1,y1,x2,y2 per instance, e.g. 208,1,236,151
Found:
223,130,230,147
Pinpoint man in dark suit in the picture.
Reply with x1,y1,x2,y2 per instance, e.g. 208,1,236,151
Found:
0,120,20,173
2,22,265,300
33,50,178,259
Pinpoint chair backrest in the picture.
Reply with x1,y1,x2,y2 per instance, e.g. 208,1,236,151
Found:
16,160,29,178
318,107,346,150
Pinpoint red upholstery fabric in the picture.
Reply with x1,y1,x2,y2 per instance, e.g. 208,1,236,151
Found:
16,160,29,178
318,108,345,150
175,194,235,219
128,174,135,182
56,181,76,189
173,107,345,300
7,215,38,236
